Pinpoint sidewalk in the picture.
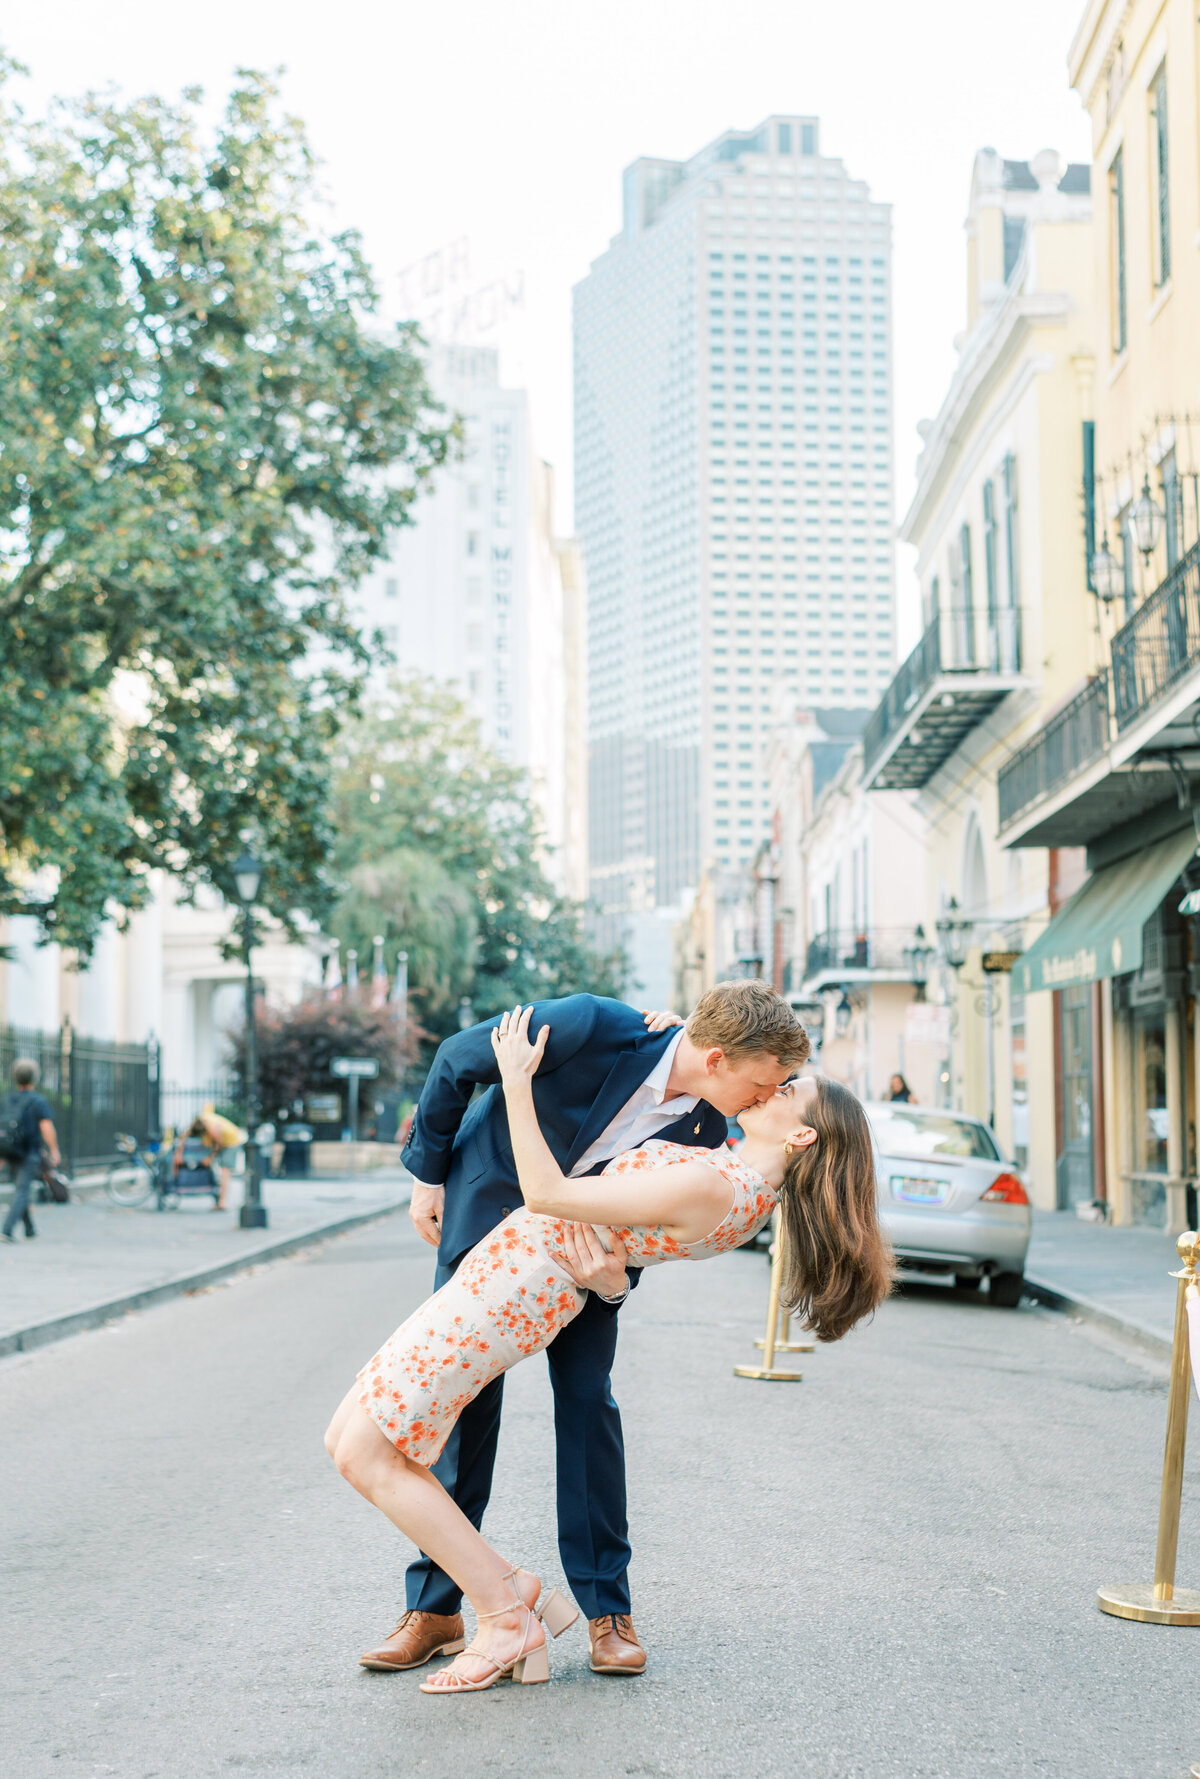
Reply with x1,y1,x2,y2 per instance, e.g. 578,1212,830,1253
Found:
0,1171,412,1356
1025,1208,1185,1354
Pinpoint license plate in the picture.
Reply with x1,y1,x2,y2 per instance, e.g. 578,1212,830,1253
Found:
891,1175,949,1205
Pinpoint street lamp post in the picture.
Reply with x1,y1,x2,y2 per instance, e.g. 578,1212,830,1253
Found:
233,843,268,1231
934,897,973,1113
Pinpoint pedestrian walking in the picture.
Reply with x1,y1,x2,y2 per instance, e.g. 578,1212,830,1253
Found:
325,992,891,1695
1,1060,61,1243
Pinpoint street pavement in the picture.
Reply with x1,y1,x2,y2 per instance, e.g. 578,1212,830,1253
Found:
2,1217,1199,1778
1026,1208,1185,1347
0,1173,410,1344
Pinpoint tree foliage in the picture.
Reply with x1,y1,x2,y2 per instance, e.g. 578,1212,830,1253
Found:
230,994,418,1124
331,677,627,1042
0,60,454,954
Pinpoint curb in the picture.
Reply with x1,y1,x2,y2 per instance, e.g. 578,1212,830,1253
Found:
1024,1272,1173,1362
0,1196,410,1359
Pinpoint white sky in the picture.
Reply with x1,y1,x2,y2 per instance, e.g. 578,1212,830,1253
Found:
11,1,1092,639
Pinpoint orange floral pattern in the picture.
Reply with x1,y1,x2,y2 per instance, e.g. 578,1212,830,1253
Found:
357,1142,776,1467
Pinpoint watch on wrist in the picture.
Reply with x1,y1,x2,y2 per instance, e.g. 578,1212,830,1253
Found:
598,1282,630,1305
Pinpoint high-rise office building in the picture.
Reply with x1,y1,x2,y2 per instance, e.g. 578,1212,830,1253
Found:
355,345,587,898
574,115,895,959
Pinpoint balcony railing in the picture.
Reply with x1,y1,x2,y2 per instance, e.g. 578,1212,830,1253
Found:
862,605,1024,787
1110,537,1200,731
997,672,1111,831
804,928,923,980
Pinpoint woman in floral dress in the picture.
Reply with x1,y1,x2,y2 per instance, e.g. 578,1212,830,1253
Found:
325,1005,890,1695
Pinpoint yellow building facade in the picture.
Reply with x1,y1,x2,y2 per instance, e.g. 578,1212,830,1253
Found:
863,147,1095,1209
995,0,1200,1231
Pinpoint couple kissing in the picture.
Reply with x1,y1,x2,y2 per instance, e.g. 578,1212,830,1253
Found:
324,979,890,1693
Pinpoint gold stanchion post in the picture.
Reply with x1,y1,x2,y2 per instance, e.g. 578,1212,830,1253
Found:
1097,1231,1200,1625
735,1208,804,1381
755,1302,815,1355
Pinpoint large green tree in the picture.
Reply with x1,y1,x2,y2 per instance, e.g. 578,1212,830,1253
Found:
0,61,454,954
331,677,626,1042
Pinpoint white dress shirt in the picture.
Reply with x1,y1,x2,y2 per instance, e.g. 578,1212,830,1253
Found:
568,1029,700,1175
407,1029,700,1190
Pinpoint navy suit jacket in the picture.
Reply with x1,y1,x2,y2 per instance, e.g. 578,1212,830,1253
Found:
400,994,729,1269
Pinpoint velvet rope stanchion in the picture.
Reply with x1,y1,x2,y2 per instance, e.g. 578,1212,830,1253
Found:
1097,1231,1200,1625
734,1208,805,1381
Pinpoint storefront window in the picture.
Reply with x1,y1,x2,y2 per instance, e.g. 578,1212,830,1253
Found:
1009,988,1028,1170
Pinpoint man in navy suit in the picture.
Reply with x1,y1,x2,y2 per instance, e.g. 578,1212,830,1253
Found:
358,981,809,1676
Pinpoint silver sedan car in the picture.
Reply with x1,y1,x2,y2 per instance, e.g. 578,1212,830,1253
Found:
866,1101,1031,1307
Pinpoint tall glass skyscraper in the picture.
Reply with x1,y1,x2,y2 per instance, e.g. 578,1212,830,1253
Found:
574,115,895,959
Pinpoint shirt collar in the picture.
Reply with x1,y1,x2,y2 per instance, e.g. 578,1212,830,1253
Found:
644,1028,696,1108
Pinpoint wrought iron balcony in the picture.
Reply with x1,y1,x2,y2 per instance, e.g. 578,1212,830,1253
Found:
862,605,1028,790
997,538,1200,847
997,673,1111,833
803,927,925,989
1110,537,1200,732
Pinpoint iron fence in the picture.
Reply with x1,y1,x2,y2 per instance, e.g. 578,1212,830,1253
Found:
159,1077,240,1137
0,1022,159,1172
997,672,1112,831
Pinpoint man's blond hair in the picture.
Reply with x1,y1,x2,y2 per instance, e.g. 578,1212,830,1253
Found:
685,980,810,1068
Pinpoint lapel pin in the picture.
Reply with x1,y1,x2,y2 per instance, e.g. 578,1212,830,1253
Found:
693,1121,701,1134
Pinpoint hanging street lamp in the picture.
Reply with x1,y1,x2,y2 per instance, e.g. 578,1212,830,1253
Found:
1130,475,1165,560
902,924,935,1001
935,896,973,973
1089,532,1123,604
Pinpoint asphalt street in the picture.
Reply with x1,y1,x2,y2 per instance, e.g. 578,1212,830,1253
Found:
2,1213,1198,1779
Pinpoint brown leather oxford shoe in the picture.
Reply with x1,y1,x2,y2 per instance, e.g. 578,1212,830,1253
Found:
588,1613,647,1674
359,1609,466,1671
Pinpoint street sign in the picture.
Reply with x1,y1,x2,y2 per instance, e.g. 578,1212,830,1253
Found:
331,1056,379,1078
981,951,1021,974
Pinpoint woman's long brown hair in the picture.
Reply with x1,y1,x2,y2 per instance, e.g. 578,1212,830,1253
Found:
777,1076,893,1342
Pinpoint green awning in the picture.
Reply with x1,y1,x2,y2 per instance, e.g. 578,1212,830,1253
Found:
1015,826,1197,993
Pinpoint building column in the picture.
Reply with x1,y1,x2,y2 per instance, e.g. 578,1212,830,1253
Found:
1100,979,1117,1213
1166,1002,1187,1234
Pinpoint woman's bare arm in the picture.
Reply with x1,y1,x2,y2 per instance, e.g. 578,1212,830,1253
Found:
491,1006,733,1242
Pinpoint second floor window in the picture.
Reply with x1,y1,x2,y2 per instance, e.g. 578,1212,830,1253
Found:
1109,148,1127,353
1152,65,1171,288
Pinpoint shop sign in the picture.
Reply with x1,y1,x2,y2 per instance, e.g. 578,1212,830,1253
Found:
981,951,1021,974
905,1003,951,1047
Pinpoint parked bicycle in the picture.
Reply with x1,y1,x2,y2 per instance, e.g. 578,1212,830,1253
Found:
105,1132,168,1208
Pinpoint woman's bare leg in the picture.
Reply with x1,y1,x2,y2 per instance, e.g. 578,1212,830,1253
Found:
326,1401,543,1685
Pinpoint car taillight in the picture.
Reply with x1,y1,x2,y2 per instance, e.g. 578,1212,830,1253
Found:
980,1172,1029,1205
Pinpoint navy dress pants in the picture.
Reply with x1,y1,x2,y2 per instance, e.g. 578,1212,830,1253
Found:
405,1279,632,1620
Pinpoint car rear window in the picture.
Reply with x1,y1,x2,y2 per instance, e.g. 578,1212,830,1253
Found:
869,1107,1001,1161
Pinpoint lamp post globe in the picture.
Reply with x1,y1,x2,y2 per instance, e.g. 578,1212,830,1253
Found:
234,844,263,908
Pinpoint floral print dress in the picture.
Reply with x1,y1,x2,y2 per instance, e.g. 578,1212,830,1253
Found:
356,1141,777,1467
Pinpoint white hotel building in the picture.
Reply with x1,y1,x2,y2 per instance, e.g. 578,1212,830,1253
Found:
574,115,896,964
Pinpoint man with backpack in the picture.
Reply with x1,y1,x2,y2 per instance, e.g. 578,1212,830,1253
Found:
2,1059,61,1242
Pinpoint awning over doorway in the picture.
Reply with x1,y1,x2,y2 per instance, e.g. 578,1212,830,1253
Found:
1015,826,1197,993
